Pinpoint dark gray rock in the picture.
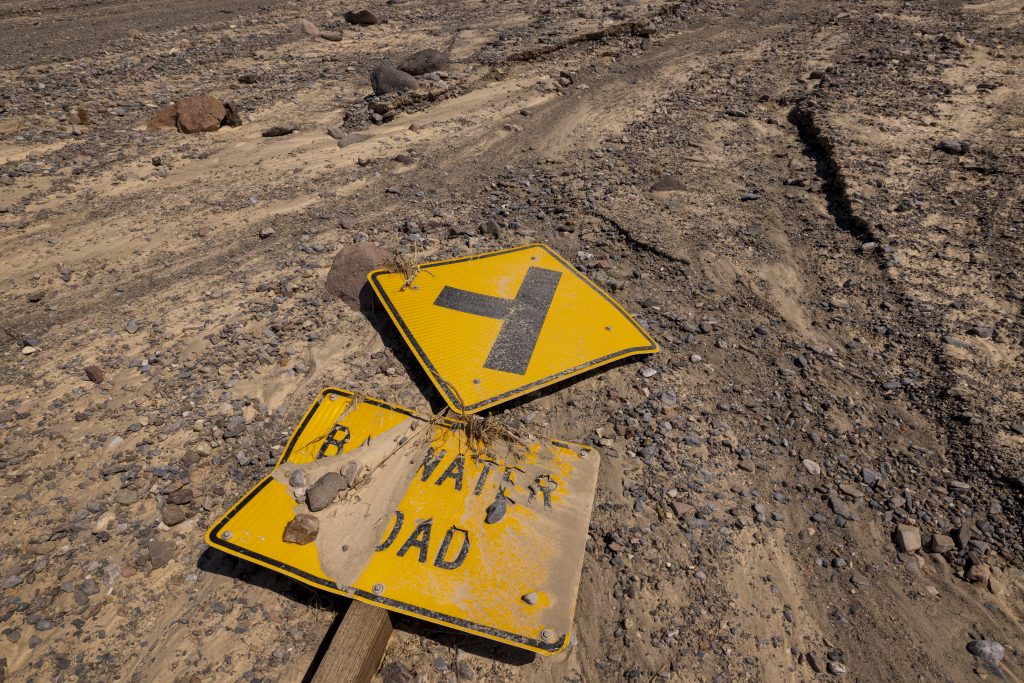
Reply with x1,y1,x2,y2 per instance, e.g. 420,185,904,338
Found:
345,9,383,25
371,65,418,96
398,48,449,76
262,125,297,137
307,472,345,511
935,139,969,155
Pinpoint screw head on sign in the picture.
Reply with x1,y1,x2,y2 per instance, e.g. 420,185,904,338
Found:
372,583,385,595
221,530,233,540
473,378,481,384
540,628,556,643
329,394,338,401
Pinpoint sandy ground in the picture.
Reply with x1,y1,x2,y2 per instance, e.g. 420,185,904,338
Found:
1,0,1022,681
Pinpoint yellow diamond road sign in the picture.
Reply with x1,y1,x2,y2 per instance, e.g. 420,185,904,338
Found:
368,243,658,414
206,389,600,654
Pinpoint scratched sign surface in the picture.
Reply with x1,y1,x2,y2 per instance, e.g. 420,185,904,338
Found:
368,244,659,414
206,389,600,654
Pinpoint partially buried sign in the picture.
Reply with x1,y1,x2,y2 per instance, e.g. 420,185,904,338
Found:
367,243,658,414
206,389,600,654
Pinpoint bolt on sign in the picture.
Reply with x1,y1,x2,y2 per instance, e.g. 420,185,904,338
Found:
367,243,658,414
206,389,600,654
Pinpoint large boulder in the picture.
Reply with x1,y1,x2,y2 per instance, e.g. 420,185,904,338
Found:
370,65,418,96
398,48,449,76
175,95,228,133
325,241,388,310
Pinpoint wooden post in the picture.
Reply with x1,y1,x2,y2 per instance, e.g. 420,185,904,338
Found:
308,601,393,683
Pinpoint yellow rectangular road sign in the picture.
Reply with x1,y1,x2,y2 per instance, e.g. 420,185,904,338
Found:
368,243,658,414
206,389,600,654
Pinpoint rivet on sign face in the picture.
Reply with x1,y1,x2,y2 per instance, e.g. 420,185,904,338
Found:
372,583,385,595
221,530,233,540
605,325,613,331
540,628,556,643
329,394,338,401
473,378,482,385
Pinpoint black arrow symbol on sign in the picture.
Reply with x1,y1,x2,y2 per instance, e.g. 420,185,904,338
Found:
433,266,562,375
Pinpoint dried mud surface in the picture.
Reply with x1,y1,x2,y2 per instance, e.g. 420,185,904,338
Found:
1,0,1022,681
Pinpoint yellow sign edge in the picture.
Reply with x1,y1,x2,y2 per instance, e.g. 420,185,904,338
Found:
204,387,590,654
367,243,660,414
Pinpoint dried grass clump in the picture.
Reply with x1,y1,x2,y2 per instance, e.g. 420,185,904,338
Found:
379,254,421,290
453,414,529,461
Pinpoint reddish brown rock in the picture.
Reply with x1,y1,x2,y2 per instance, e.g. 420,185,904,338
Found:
283,513,319,545
84,365,104,383
147,103,178,130
175,95,227,134
325,242,388,310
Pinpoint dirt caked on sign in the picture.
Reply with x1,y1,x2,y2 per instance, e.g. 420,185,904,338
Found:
206,389,600,654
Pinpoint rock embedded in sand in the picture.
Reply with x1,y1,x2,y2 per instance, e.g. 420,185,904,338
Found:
345,9,382,25
379,662,415,683
84,365,104,383
175,95,228,134
325,241,388,310
307,472,345,512
801,459,821,475
148,539,176,569
935,139,969,155
370,65,418,96
965,562,991,583
283,513,320,545
398,48,449,76
930,534,955,553
114,488,139,506
650,175,686,192
161,504,188,526
895,524,921,553
966,639,1004,664
296,18,320,37
262,125,297,137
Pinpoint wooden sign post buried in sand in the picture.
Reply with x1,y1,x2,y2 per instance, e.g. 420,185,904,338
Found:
206,389,601,663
